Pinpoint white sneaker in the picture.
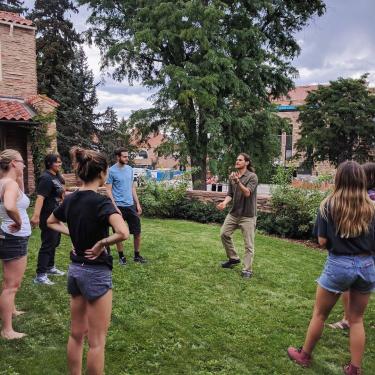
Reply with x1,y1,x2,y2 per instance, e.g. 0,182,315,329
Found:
46,266,65,276
33,274,55,285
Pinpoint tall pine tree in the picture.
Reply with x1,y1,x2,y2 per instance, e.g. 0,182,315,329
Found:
56,46,99,168
95,108,137,163
30,1,98,170
30,0,81,99
0,0,26,13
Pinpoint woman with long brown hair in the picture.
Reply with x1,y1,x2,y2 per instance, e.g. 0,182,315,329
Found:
288,161,375,375
328,162,375,330
47,147,129,374
0,149,31,339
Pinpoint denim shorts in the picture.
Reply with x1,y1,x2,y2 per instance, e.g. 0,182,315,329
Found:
67,263,112,301
317,254,375,294
0,231,29,261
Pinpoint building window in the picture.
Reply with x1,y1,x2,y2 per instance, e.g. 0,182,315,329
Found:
138,150,148,159
285,134,293,160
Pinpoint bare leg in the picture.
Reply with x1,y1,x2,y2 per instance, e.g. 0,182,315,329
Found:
0,256,27,339
348,290,371,368
67,295,88,375
116,241,124,254
86,290,112,375
303,286,341,354
12,308,25,316
342,291,350,322
328,291,350,329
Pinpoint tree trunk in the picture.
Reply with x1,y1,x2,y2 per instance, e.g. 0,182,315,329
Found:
182,100,208,190
190,154,207,190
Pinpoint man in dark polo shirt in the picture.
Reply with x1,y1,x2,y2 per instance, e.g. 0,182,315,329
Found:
217,153,258,278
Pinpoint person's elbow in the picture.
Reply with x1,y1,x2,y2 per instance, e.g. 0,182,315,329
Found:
318,236,327,247
4,202,16,213
46,214,56,227
244,190,251,198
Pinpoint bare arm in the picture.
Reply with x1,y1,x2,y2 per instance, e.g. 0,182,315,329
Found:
318,236,327,247
3,180,22,231
132,183,142,215
217,195,232,211
230,172,251,197
47,213,70,236
85,213,130,260
236,180,251,197
30,195,45,227
105,184,121,214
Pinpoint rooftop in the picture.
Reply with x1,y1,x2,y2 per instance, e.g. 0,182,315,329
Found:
0,11,33,27
273,85,320,106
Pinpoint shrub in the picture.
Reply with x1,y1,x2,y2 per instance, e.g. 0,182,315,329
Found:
257,185,329,239
177,198,228,223
138,178,188,218
138,177,229,223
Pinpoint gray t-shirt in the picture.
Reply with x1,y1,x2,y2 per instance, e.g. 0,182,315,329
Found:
227,170,258,217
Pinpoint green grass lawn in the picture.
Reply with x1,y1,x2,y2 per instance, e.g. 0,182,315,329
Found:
1,218,374,375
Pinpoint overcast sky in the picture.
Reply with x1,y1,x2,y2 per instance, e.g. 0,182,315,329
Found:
24,0,375,118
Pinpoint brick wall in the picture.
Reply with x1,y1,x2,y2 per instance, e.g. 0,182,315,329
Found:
63,175,272,213
0,24,37,98
26,133,35,193
186,190,272,212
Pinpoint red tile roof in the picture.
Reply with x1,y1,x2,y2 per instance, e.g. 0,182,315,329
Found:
27,94,59,108
0,11,33,26
0,100,32,121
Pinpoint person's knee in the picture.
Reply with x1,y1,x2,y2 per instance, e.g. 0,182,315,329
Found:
348,314,364,326
70,327,87,343
2,279,21,293
87,335,106,351
313,308,330,322
220,228,230,239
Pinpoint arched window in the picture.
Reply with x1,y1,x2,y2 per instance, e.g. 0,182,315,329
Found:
138,150,148,159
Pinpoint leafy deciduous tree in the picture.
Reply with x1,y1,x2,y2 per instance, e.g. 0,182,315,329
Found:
296,75,375,167
83,1,325,187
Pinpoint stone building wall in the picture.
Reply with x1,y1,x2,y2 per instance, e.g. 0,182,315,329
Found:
0,23,37,98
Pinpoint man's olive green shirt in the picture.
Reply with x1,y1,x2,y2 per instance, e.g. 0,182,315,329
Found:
227,170,258,218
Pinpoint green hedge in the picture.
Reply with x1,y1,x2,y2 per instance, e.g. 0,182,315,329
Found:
138,179,229,223
257,185,329,239
139,174,329,239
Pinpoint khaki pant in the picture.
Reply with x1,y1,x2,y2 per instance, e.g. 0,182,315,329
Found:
220,214,257,271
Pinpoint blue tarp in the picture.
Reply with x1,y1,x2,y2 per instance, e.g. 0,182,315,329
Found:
146,169,182,181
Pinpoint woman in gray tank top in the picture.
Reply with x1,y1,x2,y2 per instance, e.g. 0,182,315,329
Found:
0,149,31,340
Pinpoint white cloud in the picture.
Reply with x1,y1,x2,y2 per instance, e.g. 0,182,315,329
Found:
96,89,152,119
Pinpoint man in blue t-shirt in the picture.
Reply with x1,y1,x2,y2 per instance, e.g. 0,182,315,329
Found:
106,148,146,265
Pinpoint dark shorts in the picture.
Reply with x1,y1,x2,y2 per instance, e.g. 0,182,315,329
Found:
0,230,29,261
67,263,112,301
118,205,141,235
317,254,375,294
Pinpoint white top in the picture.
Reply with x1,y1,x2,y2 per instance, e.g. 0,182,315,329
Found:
0,181,31,237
